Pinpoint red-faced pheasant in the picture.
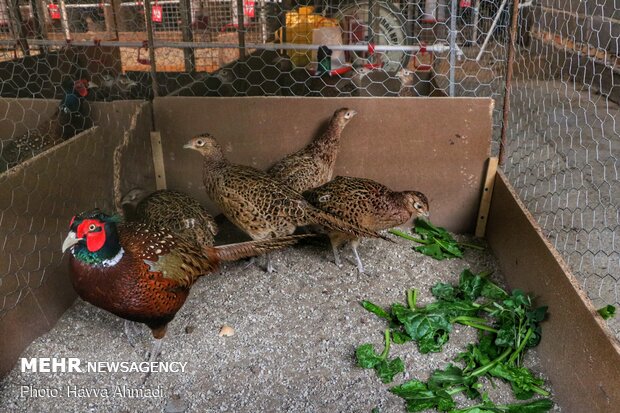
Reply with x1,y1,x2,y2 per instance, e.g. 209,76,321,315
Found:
183,134,389,272
0,78,92,173
303,176,429,273
62,209,308,360
121,188,218,246
267,107,357,193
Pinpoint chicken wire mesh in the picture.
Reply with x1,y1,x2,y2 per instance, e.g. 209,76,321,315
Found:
0,0,617,338
504,0,620,336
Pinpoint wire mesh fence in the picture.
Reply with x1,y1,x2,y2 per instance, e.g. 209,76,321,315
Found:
0,0,617,338
504,0,620,336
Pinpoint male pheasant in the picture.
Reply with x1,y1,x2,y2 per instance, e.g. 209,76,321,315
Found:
121,188,218,246
0,78,92,173
267,107,357,193
184,134,389,273
303,176,429,272
62,209,307,360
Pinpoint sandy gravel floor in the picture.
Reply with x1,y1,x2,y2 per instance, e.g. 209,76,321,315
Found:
0,235,558,412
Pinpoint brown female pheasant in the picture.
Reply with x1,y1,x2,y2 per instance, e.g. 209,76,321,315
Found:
184,134,388,272
121,188,218,246
303,176,430,273
62,209,307,360
267,107,357,192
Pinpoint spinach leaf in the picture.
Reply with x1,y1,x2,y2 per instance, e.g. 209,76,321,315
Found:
597,304,616,320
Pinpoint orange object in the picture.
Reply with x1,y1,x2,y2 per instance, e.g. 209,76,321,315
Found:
276,6,339,67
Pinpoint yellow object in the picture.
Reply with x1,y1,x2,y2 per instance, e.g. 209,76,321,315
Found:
275,6,339,67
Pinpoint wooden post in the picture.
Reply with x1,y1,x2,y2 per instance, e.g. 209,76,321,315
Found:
144,0,159,97
475,157,499,238
28,0,45,42
109,0,123,33
150,131,167,190
179,0,196,72
236,0,246,60
5,0,30,55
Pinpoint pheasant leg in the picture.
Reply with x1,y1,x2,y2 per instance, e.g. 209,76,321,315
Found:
265,253,275,273
141,337,164,385
331,241,342,267
350,240,365,273
124,320,144,350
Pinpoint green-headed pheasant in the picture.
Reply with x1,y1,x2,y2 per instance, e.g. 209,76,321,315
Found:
121,188,218,246
183,134,389,273
303,176,429,273
62,209,308,361
267,107,357,193
0,78,92,173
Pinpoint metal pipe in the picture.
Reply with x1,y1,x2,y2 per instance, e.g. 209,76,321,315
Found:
470,0,480,44
64,3,112,8
259,0,267,43
498,0,521,166
143,0,159,97
475,0,509,61
449,0,457,96
0,38,464,54
59,0,71,41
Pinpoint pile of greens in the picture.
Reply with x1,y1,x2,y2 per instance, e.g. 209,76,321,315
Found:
356,269,553,413
390,219,484,260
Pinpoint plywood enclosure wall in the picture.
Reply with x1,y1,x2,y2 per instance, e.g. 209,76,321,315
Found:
153,97,493,234
0,100,155,377
486,172,620,413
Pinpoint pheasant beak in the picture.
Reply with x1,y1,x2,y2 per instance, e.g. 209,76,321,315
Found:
62,231,82,253
182,143,193,149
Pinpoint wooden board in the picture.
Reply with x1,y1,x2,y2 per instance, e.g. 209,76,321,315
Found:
153,97,494,234
0,100,155,377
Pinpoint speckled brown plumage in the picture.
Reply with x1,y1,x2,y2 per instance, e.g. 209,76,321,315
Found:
303,175,430,272
184,134,388,272
121,188,218,246
0,128,63,172
63,210,308,344
267,107,357,193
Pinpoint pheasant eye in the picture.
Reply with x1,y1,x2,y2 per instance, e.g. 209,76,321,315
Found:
196,139,204,146
414,202,422,210
88,224,97,231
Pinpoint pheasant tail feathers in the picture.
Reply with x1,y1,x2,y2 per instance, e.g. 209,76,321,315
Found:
213,235,313,262
306,207,392,242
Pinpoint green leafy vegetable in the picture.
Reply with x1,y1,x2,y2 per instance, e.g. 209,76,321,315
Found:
357,268,553,413
389,219,484,260
449,398,554,413
361,300,394,322
355,330,404,383
597,304,616,320
356,343,385,369
390,379,456,412
375,357,405,384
